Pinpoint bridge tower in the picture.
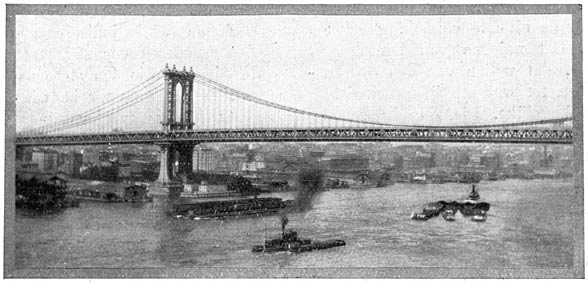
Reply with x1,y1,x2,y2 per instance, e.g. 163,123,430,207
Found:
155,64,197,187
162,63,195,131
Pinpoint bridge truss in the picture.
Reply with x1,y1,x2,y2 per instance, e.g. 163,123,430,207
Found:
15,127,573,146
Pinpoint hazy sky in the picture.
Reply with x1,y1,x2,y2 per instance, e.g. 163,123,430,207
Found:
15,15,572,130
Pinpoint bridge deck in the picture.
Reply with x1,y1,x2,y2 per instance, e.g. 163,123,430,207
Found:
15,127,573,146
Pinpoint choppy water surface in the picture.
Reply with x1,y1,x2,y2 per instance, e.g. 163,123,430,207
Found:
16,179,575,268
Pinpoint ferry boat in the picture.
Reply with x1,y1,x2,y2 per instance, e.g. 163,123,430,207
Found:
16,175,80,212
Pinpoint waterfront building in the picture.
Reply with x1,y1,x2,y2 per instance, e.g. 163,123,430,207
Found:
227,153,248,172
60,150,83,176
321,154,370,175
198,182,228,193
240,161,266,172
98,150,111,162
118,162,132,179
193,148,221,172
81,149,100,166
31,149,59,173
403,152,435,171
16,147,33,162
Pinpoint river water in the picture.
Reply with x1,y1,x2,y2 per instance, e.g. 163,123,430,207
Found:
15,179,575,268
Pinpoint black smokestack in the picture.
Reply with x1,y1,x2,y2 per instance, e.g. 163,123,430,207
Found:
289,167,324,213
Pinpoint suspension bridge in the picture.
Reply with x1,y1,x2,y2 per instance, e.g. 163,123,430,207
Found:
14,64,573,187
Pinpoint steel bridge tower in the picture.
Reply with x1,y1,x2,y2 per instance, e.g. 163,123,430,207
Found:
156,64,198,187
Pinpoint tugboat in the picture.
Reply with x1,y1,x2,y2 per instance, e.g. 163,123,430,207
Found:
467,184,480,201
252,216,346,253
458,184,490,216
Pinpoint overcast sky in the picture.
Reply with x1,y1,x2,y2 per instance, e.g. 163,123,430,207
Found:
15,15,572,131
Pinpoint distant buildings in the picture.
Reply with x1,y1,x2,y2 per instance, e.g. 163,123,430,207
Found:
227,153,248,172
31,149,59,172
240,161,266,172
59,151,83,176
193,148,221,172
82,149,99,166
403,152,436,171
319,154,370,175
14,143,574,182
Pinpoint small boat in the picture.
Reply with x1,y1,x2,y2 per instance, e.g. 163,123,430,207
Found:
441,209,456,222
411,212,430,221
472,211,487,222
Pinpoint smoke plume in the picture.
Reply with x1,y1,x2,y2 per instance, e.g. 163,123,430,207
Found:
288,167,324,213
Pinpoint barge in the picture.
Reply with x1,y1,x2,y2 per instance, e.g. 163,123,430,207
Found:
411,184,490,221
171,197,291,219
70,189,124,202
69,184,152,203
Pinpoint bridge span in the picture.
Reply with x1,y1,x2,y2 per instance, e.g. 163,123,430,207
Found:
15,127,572,146
15,65,574,191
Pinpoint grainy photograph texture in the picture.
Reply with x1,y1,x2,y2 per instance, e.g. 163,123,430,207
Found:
4,4,583,278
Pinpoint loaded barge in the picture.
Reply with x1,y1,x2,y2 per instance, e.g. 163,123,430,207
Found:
69,185,152,203
171,197,291,219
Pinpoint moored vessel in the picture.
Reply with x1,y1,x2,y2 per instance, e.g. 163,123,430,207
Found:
122,185,153,202
16,175,80,212
70,189,123,202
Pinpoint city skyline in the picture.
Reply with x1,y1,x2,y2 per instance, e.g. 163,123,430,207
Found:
16,14,572,131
